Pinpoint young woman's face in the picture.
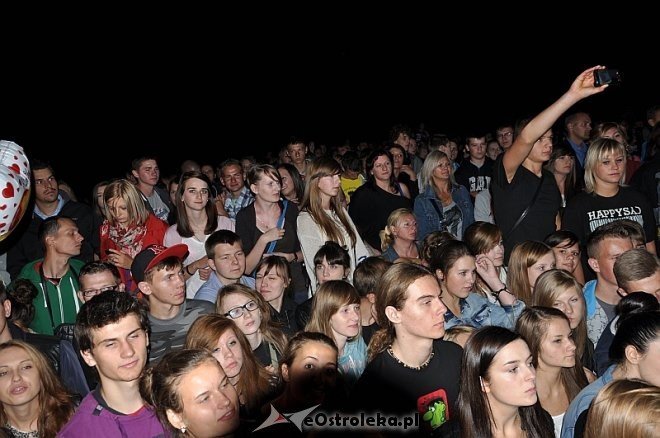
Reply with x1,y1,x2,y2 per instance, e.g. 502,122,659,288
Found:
553,155,574,176
636,337,660,387
371,155,392,182
278,167,295,199
169,182,179,205
174,361,239,437
552,287,584,330
601,127,624,144
527,253,556,292
315,257,348,285
484,239,505,267
317,173,341,199
552,240,580,274
593,152,625,187
252,174,281,203
484,339,537,410
441,256,476,300
212,329,244,380
220,293,262,337
108,196,130,226
256,265,288,305
538,318,577,369
182,178,210,212
393,214,417,242
389,148,404,170
96,184,107,210
330,302,361,341
0,347,41,410
282,341,338,406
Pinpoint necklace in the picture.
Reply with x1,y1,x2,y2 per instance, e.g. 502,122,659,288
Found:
387,345,434,370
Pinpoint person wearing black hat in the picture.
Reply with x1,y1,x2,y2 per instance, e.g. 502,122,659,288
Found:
131,244,213,364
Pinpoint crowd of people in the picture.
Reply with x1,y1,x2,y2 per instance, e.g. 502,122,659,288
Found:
0,66,657,437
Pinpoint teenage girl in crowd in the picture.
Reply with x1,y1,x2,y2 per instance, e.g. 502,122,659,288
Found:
305,280,367,387
295,241,351,329
141,349,240,438
452,326,554,438
298,157,369,293
430,240,523,330
563,137,656,254
254,256,299,334
464,221,507,303
507,241,555,304
544,230,584,284
236,165,306,302
100,179,168,292
0,341,75,438
532,269,595,371
562,311,660,438
216,284,288,370
185,315,278,427
584,379,660,438
276,163,304,205
164,171,235,298
516,307,592,437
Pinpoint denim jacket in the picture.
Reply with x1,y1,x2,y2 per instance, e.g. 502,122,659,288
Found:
414,184,474,240
444,292,525,330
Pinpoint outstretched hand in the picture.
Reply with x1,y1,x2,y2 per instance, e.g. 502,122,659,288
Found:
568,65,609,99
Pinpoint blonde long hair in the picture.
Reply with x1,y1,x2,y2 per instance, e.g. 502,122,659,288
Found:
507,241,553,304
532,269,588,363
300,157,357,248
103,178,150,226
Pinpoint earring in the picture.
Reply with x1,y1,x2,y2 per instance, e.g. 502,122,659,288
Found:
180,426,187,434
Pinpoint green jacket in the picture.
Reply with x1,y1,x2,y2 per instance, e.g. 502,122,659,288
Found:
17,259,84,335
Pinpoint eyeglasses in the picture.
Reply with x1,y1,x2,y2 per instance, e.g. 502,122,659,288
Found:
496,132,513,138
223,300,259,319
81,285,116,298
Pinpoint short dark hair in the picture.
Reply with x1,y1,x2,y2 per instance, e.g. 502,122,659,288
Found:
131,156,158,172
75,291,149,352
31,159,54,174
205,230,242,258
79,261,121,283
313,241,350,268
544,230,579,249
37,216,72,250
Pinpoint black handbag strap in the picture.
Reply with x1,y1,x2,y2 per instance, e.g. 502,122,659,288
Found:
429,198,444,229
506,172,544,240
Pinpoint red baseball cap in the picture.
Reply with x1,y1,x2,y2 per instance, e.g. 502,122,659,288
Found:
131,244,189,283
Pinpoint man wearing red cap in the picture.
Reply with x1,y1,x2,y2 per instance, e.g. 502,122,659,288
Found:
131,244,213,364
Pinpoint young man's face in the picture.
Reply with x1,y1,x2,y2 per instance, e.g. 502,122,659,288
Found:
33,168,59,204
48,218,84,258
590,238,633,287
78,271,124,303
81,314,149,384
220,164,245,194
139,264,186,307
132,159,160,187
287,143,307,165
496,127,514,149
209,242,246,283
466,137,487,161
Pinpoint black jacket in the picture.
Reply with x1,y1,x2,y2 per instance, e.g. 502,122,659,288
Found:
6,195,95,279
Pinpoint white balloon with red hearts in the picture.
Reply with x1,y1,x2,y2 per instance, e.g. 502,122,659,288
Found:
0,141,31,242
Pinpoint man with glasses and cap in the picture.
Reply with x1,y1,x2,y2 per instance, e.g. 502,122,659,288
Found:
131,243,213,364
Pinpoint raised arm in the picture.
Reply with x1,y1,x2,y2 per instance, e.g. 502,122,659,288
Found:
502,66,608,181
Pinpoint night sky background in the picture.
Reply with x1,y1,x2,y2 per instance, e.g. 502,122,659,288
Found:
1,26,657,205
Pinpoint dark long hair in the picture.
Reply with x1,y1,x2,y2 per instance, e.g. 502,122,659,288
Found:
457,326,554,438
175,171,218,238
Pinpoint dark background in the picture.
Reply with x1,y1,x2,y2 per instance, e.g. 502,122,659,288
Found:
1,31,657,205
